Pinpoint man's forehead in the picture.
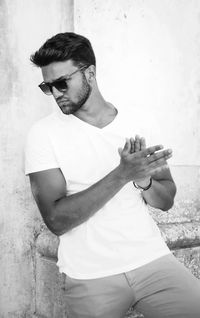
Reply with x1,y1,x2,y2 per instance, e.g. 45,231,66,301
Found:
41,60,75,82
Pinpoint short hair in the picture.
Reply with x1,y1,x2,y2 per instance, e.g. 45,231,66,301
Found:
30,32,96,68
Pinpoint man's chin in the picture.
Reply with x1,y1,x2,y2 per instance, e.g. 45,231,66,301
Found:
59,105,75,115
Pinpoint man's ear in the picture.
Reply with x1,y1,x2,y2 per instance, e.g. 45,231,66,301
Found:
86,65,96,81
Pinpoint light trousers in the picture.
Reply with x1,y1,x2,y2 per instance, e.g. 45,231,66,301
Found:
64,254,200,318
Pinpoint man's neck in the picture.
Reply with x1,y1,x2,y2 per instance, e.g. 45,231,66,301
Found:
74,91,117,128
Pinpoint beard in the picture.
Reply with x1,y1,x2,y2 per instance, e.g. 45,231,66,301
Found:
57,74,91,115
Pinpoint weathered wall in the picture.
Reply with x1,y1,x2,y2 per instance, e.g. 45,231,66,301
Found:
73,1,200,316
1,1,200,318
35,1,200,318
74,0,200,165
0,1,73,317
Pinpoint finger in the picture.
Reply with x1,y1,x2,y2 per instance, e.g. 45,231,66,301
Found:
142,144,164,157
147,149,172,163
123,138,131,154
130,137,135,153
134,135,140,152
140,137,146,150
150,163,169,174
148,153,172,169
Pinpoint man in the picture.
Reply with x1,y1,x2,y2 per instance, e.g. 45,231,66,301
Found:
25,32,200,318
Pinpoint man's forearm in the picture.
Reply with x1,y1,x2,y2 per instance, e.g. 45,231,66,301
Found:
34,142,173,236
141,179,176,211
50,166,127,235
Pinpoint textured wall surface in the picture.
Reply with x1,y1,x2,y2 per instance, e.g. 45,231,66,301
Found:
34,1,200,318
1,0,200,318
74,0,200,166
0,1,73,317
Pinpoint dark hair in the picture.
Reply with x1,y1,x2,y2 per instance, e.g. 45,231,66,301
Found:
30,32,96,68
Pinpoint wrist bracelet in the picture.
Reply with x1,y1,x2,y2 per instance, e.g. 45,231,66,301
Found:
133,177,152,191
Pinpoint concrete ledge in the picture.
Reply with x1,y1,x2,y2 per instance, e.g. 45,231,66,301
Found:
150,200,200,224
160,221,200,249
36,221,200,260
36,229,59,260
173,246,200,278
35,256,67,318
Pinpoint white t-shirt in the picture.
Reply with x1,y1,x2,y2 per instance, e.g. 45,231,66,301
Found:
25,109,170,279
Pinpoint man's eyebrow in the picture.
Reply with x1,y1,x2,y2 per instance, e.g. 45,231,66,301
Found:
43,74,70,84
53,74,69,81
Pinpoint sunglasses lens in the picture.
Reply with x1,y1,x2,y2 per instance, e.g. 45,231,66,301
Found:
39,83,52,95
39,79,68,95
54,80,68,92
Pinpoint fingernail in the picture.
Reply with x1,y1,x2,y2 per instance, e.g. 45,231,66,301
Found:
168,149,172,154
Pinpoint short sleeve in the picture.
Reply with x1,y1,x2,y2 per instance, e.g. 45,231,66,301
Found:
25,122,59,175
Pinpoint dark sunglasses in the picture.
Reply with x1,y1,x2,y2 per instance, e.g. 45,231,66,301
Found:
38,65,87,95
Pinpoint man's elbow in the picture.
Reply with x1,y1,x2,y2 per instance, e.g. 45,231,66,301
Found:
43,209,71,236
46,221,67,236
161,198,174,211
161,184,177,211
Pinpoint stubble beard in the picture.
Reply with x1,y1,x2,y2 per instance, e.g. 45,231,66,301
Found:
59,74,91,115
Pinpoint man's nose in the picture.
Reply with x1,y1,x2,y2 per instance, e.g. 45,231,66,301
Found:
52,86,64,98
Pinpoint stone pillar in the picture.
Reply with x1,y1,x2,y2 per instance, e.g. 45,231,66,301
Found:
0,1,73,317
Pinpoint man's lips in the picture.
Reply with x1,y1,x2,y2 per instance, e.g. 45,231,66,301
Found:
57,99,70,106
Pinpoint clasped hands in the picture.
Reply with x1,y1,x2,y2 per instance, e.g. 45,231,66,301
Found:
118,135,172,185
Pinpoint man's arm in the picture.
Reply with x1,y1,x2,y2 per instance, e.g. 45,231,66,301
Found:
138,167,176,211
29,166,127,236
130,136,176,211
29,141,172,236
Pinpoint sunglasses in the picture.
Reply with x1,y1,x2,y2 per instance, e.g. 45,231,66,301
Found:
38,65,87,95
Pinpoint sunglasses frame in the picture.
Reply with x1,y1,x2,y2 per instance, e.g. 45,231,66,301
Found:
38,65,88,95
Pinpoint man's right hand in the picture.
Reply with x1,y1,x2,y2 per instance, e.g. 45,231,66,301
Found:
29,137,173,236
118,138,172,184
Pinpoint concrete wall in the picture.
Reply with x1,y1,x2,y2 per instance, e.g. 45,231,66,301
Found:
1,1,200,318
35,1,200,318
74,0,200,166
0,1,73,317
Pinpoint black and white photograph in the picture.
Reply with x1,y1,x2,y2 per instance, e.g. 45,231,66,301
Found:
0,1,200,317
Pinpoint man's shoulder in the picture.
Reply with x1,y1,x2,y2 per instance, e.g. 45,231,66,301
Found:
28,112,59,133
33,111,58,126
26,112,58,143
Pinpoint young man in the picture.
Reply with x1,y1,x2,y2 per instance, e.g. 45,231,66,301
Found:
25,32,200,318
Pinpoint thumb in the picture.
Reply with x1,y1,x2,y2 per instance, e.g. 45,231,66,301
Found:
123,138,131,153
